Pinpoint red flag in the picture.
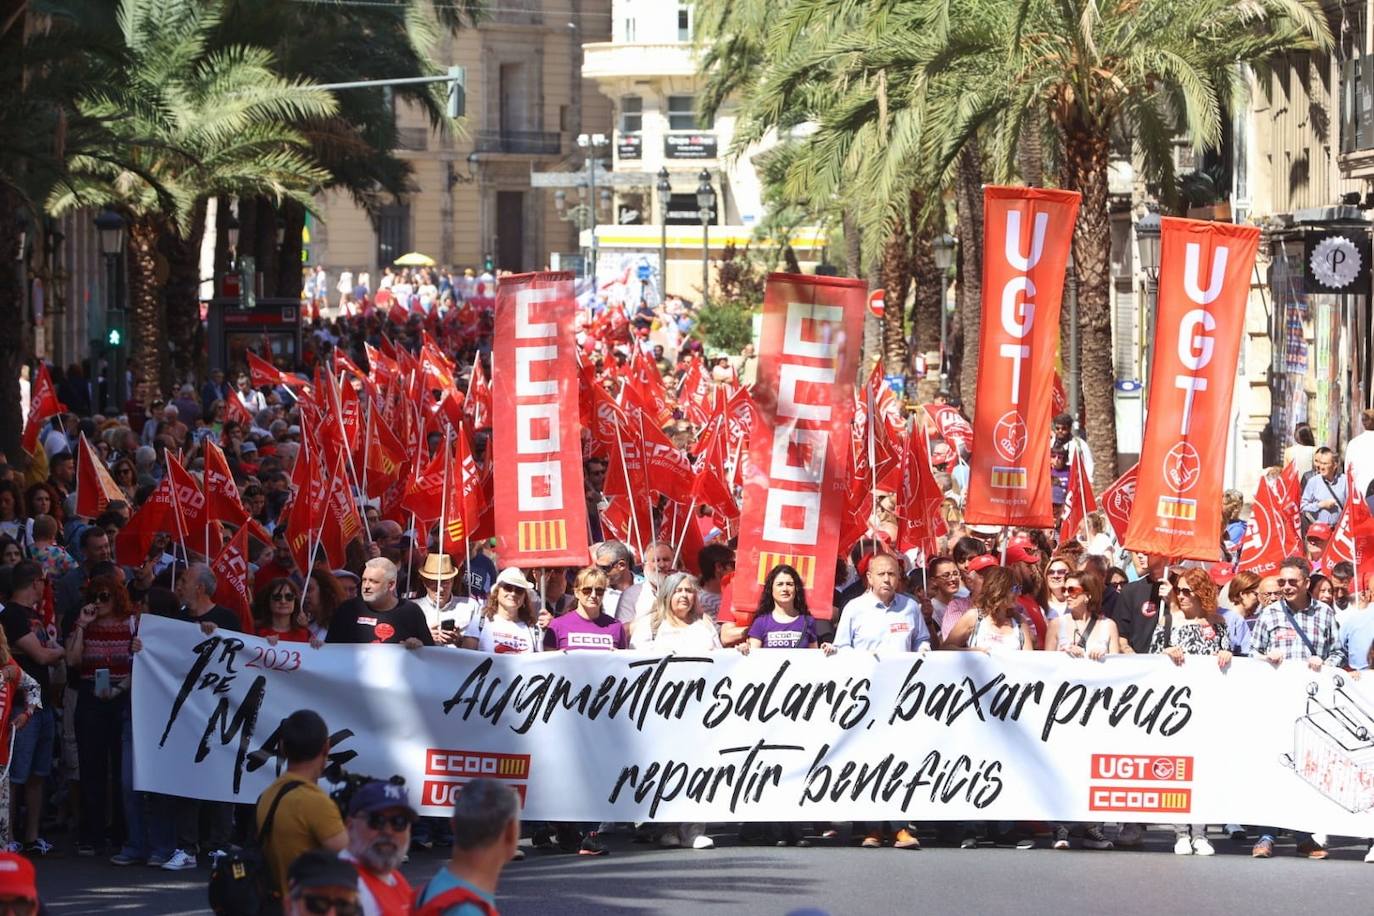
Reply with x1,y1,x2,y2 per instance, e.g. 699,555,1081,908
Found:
203,441,248,527
1100,464,1138,543
690,421,739,519
319,450,362,569
965,186,1081,528
735,273,864,620
246,350,285,389
165,454,208,547
21,363,65,454
677,357,713,427
285,439,325,574
923,403,973,457
1058,443,1098,544
1238,471,1301,576
114,476,175,566
896,426,947,555
363,407,407,497
1125,218,1259,559
491,272,590,566
1052,370,1068,417
439,426,485,555
464,358,492,430
75,433,125,519
211,525,256,633
224,391,255,428
401,448,446,523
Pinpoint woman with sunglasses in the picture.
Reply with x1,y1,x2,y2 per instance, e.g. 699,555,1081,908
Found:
252,578,312,644
1043,553,1076,621
1149,566,1231,856
110,458,138,502
1047,568,1116,851
946,567,1031,654
64,575,136,857
544,566,627,652
460,568,542,654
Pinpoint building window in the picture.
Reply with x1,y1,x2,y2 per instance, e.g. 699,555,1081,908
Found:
678,3,692,41
623,17,636,42
667,94,707,131
620,96,642,133
377,203,410,268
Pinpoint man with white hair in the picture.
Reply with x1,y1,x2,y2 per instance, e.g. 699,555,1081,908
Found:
325,558,433,647
592,540,637,618
615,541,675,623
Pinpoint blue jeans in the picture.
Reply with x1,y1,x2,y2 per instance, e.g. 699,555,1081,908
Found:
118,706,151,859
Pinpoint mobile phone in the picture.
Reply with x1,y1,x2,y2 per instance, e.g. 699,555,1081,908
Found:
95,668,111,694
440,619,457,632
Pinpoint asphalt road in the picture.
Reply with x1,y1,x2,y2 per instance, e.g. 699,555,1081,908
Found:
34,826,1374,915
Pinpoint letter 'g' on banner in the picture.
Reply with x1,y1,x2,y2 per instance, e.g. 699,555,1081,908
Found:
735,273,864,619
965,186,1081,528
1126,218,1258,560
492,272,590,566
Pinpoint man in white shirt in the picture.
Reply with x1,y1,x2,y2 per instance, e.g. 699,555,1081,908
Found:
824,553,931,654
1344,408,1374,498
414,553,478,645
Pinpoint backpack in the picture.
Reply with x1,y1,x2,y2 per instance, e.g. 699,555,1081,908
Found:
413,880,499,916
208,780,303,916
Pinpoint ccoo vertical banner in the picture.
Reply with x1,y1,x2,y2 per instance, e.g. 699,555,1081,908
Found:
1126,218,1258,559
492,271,590,567
735,273,864,620
965,186,1081,528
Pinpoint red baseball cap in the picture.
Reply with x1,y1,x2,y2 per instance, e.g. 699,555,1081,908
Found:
1306,523,1333,542
0,854,37,900
967,555,999,573
1005,536,1041,565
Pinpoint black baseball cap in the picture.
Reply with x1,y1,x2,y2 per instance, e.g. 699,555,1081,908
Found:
287,850,357,891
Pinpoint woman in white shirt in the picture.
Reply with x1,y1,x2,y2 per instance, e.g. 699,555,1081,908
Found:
460,567,541,654
628,572,721,849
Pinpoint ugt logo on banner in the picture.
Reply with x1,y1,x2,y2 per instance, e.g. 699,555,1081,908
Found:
734,273,864,619
965,186,1080,528
492,271,590,566
1126,218,1258,560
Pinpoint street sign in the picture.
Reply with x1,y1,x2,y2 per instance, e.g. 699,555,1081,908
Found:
637,263,652,281
868,288,886,318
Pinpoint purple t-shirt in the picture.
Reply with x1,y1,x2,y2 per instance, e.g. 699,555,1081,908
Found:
747,613,817,649
544,611,627,651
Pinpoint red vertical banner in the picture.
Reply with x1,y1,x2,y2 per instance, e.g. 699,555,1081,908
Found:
964,186,1081,528
492,272,589,567
1125,218,1259,559
734,273,864,620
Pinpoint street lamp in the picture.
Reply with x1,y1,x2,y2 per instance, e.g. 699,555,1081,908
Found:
94,208,127,413
657,167,671,300
224,209,240,260
1065,250,1079,421
577,133,609,277
1135,204,1162,419
931,234,955,385
696,169,715,307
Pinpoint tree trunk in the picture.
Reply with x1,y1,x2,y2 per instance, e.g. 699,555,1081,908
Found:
953,145,984,417
909,189,943,357
1061,124,1118,490
162,200,206,387
128,215,169,401
880,215,911,379
252,197,278,293
0,186,24,460
276,199,307,297
1017,112,1045,188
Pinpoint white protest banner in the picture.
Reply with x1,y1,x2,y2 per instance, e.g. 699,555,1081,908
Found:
133,617,1374,833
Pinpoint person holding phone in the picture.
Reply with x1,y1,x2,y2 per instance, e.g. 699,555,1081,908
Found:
65,574,137,857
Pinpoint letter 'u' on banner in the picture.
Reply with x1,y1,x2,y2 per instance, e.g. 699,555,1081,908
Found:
1126,218,1258,560
734,273,864,620
965,186,1081,528
492,271,590,567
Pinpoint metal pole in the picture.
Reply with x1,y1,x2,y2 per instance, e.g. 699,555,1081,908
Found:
660,220,668,303
702,220,709,308
938,273,949,387
103,252,118,414
1067,260,1079,421
588,151,598,282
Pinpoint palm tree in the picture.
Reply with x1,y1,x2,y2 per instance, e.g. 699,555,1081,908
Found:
48,0,335,395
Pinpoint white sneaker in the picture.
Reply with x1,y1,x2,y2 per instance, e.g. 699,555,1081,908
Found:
1174,835,1193,855
1192,836,1215,856
1312,832,1328,847
161,849,198,871
1364,843,1374,864
691,835,715,850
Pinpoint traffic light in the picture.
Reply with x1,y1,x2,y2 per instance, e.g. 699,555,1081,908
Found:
105,311,126,350
446,65,466,119
106,326,122,348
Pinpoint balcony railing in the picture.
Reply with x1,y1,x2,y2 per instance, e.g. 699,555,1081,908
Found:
473,130,562,156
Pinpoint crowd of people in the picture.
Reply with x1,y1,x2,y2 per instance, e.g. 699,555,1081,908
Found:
4,268,1374,912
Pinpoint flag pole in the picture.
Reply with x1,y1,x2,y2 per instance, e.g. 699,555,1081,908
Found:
359,396,374,544
670,496,698,570
440,422,452,560
612,422,642,556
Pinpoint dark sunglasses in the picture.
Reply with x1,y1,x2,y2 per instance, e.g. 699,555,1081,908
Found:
0,901,37,916
1276,578,1302,586
91,591,112,602
271,591,296,602
1174,587,1194,597
1064,585,1084,596
1047,568,1070,578
364,812,413,832
299,893,361,916
579,587,606,597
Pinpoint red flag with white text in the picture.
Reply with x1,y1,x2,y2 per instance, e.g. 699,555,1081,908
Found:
965,186,1080,528
21,363,65,454
211,525,256,632
1058,443,1098,544
1238,471,1301,576
75,433,125,519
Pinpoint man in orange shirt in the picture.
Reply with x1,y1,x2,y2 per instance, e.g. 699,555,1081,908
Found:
341,781,418,915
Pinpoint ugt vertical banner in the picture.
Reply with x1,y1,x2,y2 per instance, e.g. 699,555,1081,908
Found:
965,186,1081,528
735,273,864,620
1126,219,1258,559
492,271,590,566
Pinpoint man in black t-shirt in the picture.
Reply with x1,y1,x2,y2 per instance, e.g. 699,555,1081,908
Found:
326,558,432,647
173,563,243,633
1,561,65,856
1114,553,1170,655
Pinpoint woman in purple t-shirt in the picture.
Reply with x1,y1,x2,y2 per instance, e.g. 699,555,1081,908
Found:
742,564,816,847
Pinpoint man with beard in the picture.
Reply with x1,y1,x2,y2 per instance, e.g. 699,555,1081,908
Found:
341,781,418,915
615,541,674,623
326,558,433,647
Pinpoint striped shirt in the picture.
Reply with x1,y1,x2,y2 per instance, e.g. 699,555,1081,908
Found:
1249,599,1345,667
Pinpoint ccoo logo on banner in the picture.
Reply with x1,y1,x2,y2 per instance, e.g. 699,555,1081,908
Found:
1126,218,1259,560
965,186,1081,529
